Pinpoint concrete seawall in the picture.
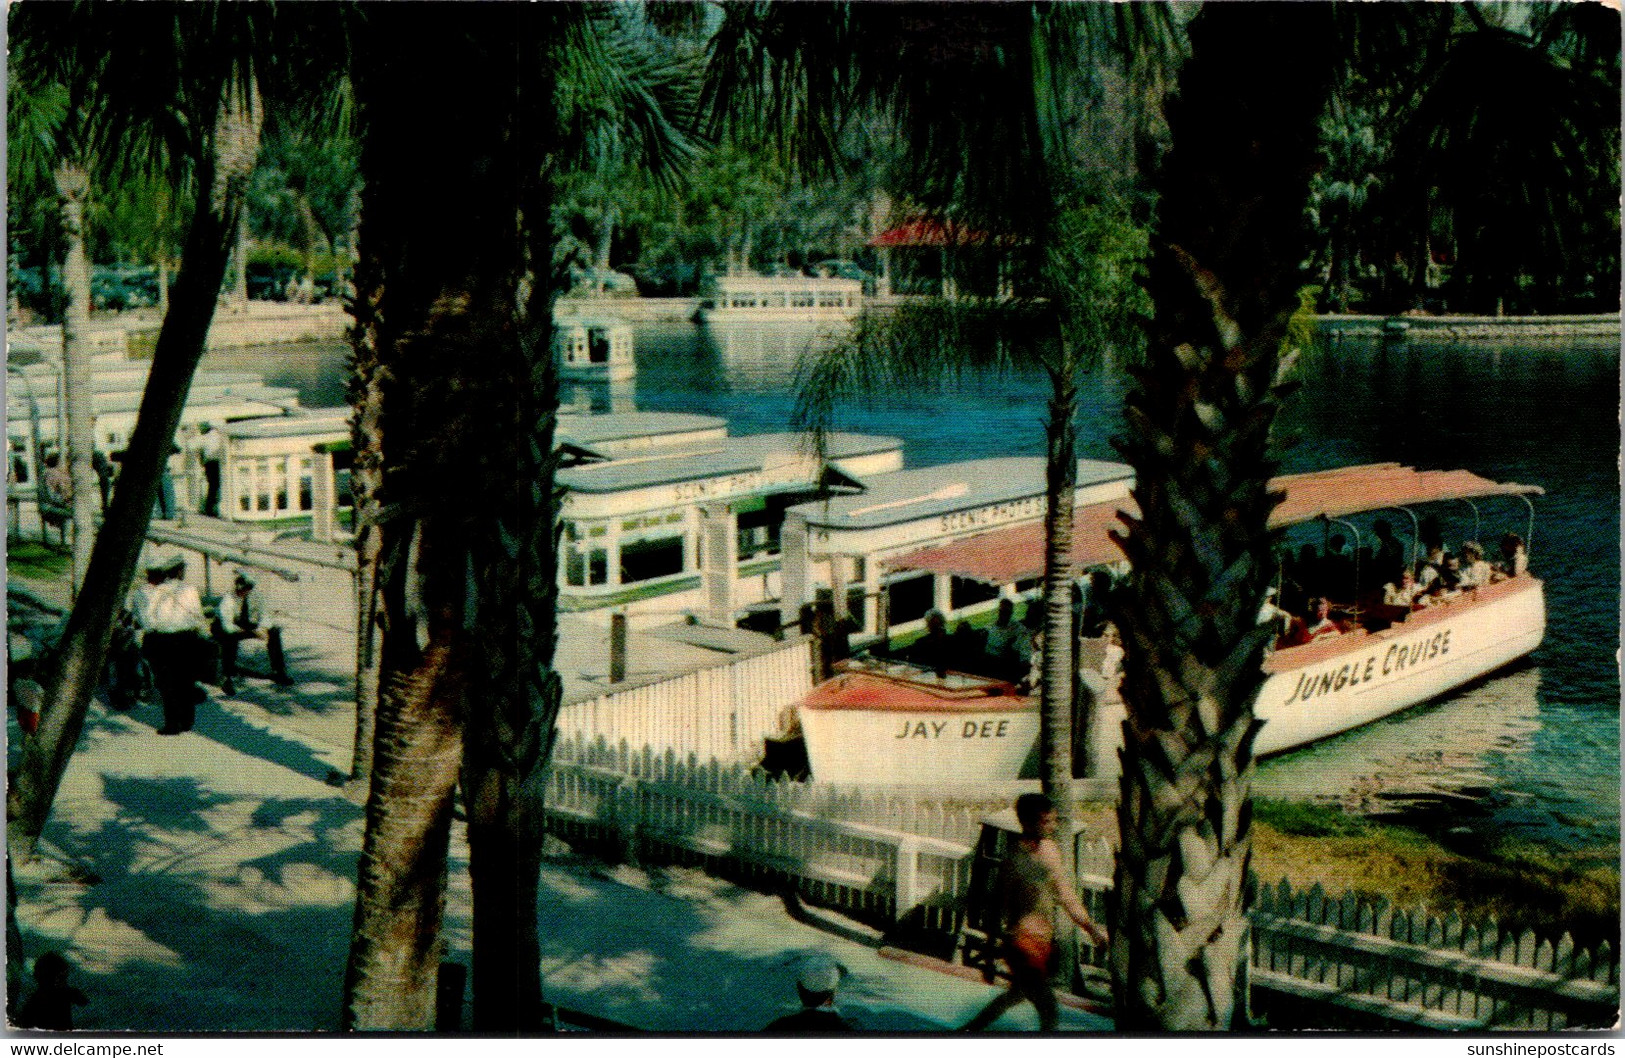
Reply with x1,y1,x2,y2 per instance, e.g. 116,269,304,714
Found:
1319,313,1621,345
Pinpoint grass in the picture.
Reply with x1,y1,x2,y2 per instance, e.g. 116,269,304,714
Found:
7,538,70,580
1247,799,1620,946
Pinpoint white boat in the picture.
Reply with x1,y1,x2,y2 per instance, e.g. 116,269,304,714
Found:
796,464,1547,785
697,275,863,324
799,662,1038,786
554,317,635,381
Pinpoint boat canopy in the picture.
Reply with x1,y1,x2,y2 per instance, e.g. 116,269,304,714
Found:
884,463,1541,586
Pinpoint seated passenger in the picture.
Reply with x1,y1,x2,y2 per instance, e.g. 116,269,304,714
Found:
1301,596,1343,641
1494,532,1528,580
1284,597,1343,646
1258,586,1293,640
1457,541,1492,590
1415,546,1448,593
1383,569,1425,608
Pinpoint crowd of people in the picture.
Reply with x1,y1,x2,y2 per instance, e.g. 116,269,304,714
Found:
1266,522,1531,647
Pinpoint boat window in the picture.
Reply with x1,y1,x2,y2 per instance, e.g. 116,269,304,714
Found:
887,573,934,626
737,505,782,561
950,576,1000,611
621,535,684,584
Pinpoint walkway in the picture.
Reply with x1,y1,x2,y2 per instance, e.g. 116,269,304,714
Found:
7,585,1109,1033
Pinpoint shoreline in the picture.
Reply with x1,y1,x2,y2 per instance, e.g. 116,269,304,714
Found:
1317,311,1620,344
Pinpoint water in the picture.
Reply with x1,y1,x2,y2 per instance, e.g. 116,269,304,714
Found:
237,322,1621,855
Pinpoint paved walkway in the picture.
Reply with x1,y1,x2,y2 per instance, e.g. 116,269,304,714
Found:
7,585,1110,1034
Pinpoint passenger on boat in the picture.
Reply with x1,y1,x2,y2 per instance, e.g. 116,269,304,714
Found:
1301,596,1343,642
984,598,1032,683
908,609,955,679
1323,534,1355,598
1079,570,1113,638
1457,541,1493,590
1415,545,1448,593
1258,586,1294,639
1495,532,1528,580
1373,519,1407,587
1285,543,1322,608
1383,568,1425,608
952,619,986,669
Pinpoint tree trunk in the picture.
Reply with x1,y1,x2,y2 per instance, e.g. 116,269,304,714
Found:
232,208,250,307
1038,368,1078,824
1109,4,1335,1031
8,84,263,857
346,201,385,784
341,7,560,1029
341,527,465,1029
54,162,98,598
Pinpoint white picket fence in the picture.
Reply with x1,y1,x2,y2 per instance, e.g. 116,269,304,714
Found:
1252,880,1619,1030
541,743,1619,1030
553,636,815,766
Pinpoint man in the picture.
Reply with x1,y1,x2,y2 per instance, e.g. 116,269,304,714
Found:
197,421,224,517
907,609,954,679
764,954,853,1033
212,571,292,695
962,793,1109,1032
984,598,1031,683
134,554,208,734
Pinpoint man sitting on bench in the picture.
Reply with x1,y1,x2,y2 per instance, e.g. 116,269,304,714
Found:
212,571,292,694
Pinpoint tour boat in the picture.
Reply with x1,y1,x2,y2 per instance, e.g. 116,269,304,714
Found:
697,275,863,324
554,317,635,382
796,463,1547,785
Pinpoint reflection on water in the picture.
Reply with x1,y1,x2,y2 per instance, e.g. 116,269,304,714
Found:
1256,665,1542,823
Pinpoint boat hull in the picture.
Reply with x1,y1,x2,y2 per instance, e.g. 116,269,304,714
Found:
802,578,1545,785
1250,577,1545,755
799,704,1039,786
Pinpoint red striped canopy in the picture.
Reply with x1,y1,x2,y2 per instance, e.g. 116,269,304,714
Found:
883,464,1541,586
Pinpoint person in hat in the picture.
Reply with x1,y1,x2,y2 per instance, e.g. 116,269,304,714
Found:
211,571,291,694
196,421,224,517
133,553,208,734
763,954,853,1033
16,951,88,1030
961,792,1108,1032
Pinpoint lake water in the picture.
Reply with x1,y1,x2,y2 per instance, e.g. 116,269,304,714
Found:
214,322,1621,857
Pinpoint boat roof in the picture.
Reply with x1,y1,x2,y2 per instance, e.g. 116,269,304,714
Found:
790,458,1134,531
556,411,725,447
558,431,900,495
224,409,352,439
887,498,1137,584
885,463,1541,585
1267,463,1544,524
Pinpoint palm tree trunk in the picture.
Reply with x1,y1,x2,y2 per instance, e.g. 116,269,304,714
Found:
461,15,562,1028
346,207,385,784
341,565,464,1029
1038,368,1078,821
54,161,97,597
1108,3,1335,1031
8,84,263,857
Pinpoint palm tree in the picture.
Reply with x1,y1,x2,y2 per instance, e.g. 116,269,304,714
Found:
1106,3,1336,1029
341,5,697,1029
712,2,1173,849
6,40,101,596
6,2,334,858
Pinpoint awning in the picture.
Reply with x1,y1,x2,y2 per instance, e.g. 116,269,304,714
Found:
884,464,1541,586
1266,463,1544,525
886,499,1137,584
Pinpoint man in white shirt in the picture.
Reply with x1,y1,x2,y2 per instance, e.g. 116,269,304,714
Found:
211,571,291,694
135,554,208,734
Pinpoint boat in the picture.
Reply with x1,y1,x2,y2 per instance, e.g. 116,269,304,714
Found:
554,317,635,381
798,661,1038,786
795,463,1547,785
696,274,863,324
